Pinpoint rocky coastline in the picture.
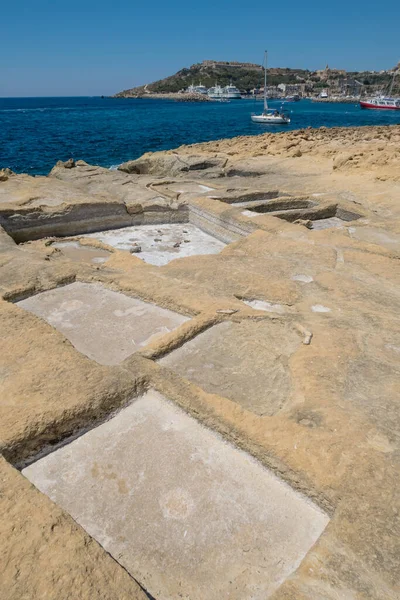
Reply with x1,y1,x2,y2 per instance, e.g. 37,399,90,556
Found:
114,91,212,102
1,124,400,600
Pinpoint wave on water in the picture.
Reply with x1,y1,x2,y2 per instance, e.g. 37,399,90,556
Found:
0,106,96,113
0,108,44,113
0,107,63,113
109,165,120,171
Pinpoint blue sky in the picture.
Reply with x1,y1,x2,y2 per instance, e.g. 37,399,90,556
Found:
1,0,399,96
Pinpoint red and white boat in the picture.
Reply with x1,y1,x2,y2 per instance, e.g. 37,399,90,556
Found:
360,71,400,109
360,97,400,110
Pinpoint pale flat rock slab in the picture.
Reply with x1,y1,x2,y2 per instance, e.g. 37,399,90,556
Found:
292,273,314,283
243,298,287,313
118,153,227,177
311,304,331,313
0,174,108,208
349,225,400,251
17,282,188,365
159,321,300,416
241,209,259,218
23,390,329,600
49,161,170,206
159,182,216,195
310,216,345,230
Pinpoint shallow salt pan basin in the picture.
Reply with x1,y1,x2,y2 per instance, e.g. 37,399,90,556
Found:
310,216,345,230
23,390,329,600
159,321,301,416
84,223,225,266
52,241,110,264
17,282,188,365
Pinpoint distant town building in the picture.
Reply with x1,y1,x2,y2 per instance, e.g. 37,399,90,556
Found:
278,83,306,96
316,65,346,80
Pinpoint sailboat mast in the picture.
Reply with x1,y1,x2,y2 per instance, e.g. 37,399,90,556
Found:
264,50,268,111
388,71,396,97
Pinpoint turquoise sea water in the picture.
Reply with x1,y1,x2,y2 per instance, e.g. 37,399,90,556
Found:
1,96,399,175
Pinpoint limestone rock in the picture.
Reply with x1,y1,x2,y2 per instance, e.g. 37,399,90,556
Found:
1,124,400,600
294,218,313,228
119,153,227,177
333,152,353,170
126,202,144,215
182,124,400,181
64,158,75,169
0,168,15,182
54,158,75,170
291,147,303,158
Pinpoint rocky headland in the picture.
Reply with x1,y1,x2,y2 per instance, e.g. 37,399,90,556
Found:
115,59,399,97
1,124,400,600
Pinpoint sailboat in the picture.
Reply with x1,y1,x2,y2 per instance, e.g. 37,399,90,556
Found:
251,51,291,124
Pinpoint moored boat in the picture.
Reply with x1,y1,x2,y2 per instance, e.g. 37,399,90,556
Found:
251,111,290,123
360,72,400,110
187,83,208,95
222,82,241,99
208,84,224,99
208,82,241,100
360,97,400,110
251,51,291,124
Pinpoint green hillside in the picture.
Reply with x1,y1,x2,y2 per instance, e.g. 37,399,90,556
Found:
115,60,399,96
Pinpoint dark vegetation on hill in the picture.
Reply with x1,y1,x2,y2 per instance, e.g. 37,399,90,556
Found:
115,61,399,96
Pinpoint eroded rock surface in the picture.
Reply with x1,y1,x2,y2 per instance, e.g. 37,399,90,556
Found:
1,125,400,600
119,152,228,177
159,321,300,416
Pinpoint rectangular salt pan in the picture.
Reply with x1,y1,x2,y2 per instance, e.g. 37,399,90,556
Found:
159,321,301,416
17,282,188,365
84,223,225,266
23,390,329,600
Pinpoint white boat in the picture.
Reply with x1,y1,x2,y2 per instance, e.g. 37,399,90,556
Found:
195,83,208,95
187,82,208,95
251,111,290,123
208,82,241,100
222,82,241,99
208,84,224,99
251,51,290,124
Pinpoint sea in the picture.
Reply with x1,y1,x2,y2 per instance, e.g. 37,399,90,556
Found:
1,96,399,176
